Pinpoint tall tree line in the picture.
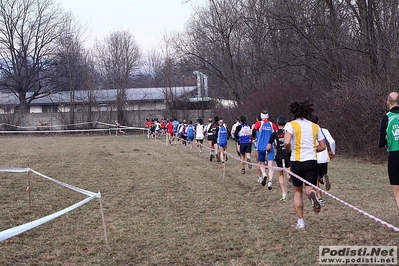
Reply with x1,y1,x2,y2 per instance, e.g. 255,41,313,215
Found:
1,0,398,157
176,0,399,157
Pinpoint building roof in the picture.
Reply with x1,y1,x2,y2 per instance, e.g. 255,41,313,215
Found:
0,86,197,106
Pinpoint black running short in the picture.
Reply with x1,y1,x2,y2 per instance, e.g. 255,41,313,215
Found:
290,160,318,187
275,152,290,168
239,142,252,155
388,151,399,185
317,162,328,178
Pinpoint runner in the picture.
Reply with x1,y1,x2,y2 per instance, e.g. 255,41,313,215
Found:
211,116,220,162
310,116,336,207
179,120,188,147
204,117,216,161
172,118,180,144
186,120,196,150
166,118,174,145
115,120,125,136
216,119,229,164
234,115,252,174
251,115,262,183
267,116,290,200
145,118,151,138
378,91,399,211
252,110,278,189
231,117,241,157
195,118,205,153
284,100,326,229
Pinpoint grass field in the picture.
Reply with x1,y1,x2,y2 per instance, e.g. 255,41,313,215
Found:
0,133,398,265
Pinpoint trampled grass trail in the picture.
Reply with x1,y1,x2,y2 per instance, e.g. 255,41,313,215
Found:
0,134,398,265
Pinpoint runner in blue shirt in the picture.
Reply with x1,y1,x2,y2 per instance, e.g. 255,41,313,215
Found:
234,115,252,174
186,120,195,150
252,110,278,189
216,119,229,164
172,118,180,145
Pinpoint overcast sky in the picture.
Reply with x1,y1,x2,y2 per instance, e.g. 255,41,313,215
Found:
56,0,205,53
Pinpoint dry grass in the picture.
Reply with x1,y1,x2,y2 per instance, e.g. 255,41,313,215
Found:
0,133,398,265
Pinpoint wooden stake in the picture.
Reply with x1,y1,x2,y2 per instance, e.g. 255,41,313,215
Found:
98,192,110,249
27,166,32,209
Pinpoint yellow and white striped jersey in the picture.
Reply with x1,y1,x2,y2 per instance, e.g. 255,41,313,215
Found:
284,119,324,162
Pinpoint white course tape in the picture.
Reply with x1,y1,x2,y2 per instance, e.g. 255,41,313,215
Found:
0,122,97,130
0,193,98,241
0,121,146,134
0,168,101,242
0,168,30,173
0,128,110,134
29,168,97,197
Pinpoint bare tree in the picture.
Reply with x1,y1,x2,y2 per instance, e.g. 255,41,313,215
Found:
54,12,87,125
77,51,100,128
0,0,66,113
141,49,164,87
177,0,264,106
96,30,141,124
159,33,181,119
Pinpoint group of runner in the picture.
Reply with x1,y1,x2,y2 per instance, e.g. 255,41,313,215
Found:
145,105,337,229
145,118,169,138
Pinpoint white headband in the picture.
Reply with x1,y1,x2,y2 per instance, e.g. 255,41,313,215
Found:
261,113,269,119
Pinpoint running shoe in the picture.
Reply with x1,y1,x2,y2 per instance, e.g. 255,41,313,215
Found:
309,191,321,213
267,180,273,190
324,175,331,190
261,174,267,186
247,158,252,169
241,169,245,174
319,199,325,207
257,177,263,184
296,222,306,229
280,195,287,201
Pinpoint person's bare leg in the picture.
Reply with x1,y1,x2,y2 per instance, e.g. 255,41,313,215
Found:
254,150,261,178
267,160,274,182
259,161,266,176
240,154,245,173
316,177,322,199
214,143,220,162
392,185,399,211
279,170,287,199
219,146,224,162
294,186,303,219
246,152,252,169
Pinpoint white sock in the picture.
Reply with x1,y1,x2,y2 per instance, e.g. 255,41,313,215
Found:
297,218,305,225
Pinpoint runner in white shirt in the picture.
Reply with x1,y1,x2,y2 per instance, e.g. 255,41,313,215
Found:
310,116,336,207
231,117,241,157
195,118,205,153
284,100,326,229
